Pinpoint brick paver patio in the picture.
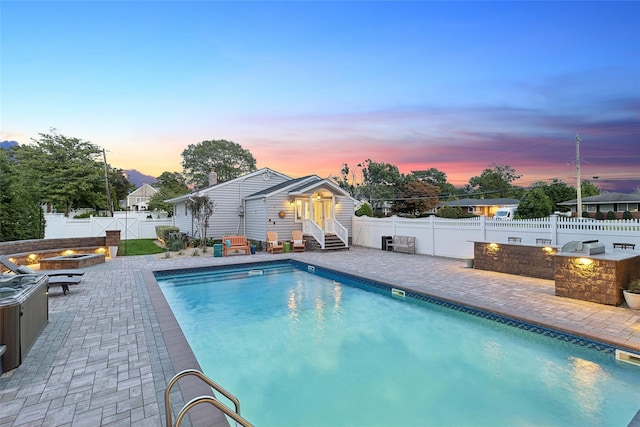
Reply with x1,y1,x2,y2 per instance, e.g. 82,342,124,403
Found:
1,247,639,426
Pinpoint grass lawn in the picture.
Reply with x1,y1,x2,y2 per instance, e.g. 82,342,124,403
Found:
119,239,166,256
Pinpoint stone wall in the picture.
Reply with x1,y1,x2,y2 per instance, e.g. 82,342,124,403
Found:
0,231,121,266
554,254,640,306
473,242,556,280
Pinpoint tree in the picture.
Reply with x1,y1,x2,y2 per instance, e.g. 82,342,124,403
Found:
580,180,600,198
108,168,136,211
0,146,44,241
532,179,576,212
393,180,439,216
517,188,553,219
410,168,458,197
358,159,403,211
181,139,257,189
17,130,105,216
333,163,362,198
187,196,214,248
148,172,189,215
468,164,521,198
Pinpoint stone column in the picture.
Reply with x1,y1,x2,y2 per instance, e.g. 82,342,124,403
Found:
105,230,121,257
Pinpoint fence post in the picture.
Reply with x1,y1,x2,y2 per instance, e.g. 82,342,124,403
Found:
480,215,487,242
550,214,558,245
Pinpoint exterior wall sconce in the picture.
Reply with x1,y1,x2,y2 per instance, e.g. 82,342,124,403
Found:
289,199,294,206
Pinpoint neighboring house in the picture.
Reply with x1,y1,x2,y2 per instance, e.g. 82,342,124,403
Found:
558,192,640,219
165,168,357,249
126,184,158,211
437,198,520,217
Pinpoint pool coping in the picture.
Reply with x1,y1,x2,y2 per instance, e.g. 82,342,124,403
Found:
147,258,640,425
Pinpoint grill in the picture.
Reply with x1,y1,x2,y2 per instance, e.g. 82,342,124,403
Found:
561,240,606,256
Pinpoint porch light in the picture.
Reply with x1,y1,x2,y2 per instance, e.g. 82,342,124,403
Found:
289,198,294,206
316,195,321,200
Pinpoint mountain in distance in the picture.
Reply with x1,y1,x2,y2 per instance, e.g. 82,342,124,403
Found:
1,140,19,149
124,169,157,188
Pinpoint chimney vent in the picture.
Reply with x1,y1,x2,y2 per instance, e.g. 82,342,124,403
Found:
208,171,217,186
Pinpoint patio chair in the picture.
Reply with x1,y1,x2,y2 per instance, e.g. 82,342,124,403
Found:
0,255,85,278
266,231,284,254
291,230,306,252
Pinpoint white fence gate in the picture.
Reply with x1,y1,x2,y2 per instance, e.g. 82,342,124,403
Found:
44,213,173,240
352,215,640,259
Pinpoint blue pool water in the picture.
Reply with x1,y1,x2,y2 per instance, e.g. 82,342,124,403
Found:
156,262,640,426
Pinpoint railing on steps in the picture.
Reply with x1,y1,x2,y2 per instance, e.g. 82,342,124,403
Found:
165,369,254,427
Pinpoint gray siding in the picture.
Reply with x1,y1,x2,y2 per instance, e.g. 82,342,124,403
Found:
172,201,193,235
207,173,289,239
245,198,267,242
335,195,355,237
265,192,299,243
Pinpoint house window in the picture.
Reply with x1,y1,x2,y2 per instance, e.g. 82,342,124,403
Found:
587,205,597,212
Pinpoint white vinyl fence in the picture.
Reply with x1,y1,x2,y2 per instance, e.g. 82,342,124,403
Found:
352,215,640,259
44,212,173,240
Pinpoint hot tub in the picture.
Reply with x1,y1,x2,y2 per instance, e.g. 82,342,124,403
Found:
39,253,105,270
0,274,49,373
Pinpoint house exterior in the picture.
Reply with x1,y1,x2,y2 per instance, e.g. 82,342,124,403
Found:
166,168,356,249
437,198,520,217
558,192,640,218
126,184,158,211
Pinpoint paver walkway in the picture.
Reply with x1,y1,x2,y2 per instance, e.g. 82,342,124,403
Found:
1,247,639,426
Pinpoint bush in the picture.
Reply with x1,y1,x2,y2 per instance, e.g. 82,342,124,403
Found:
595,211,604,220
73,211,98,219
155,225,180,242
623,210,633,220
438,205,464,218
167,239,185,252
606,211,616,220
355,202,373,217
581,211,590,218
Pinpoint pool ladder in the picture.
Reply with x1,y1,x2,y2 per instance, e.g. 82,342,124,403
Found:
165,369,254,427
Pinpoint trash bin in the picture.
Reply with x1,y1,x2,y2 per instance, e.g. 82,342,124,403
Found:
382,236,393,251
213,243,223,257
283,241,291,253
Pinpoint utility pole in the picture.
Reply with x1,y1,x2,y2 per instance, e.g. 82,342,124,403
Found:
103,149,114,217
576,133,582,218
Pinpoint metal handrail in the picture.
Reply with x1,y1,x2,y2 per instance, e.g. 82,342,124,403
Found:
165,369,246,427
175,396,254,427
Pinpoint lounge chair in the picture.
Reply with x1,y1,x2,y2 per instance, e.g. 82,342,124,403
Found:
291,230,306,252
266,231,284,254
0,255,85,278
0,255,84,295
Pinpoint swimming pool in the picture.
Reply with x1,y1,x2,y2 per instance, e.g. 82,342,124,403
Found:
156,261,640,426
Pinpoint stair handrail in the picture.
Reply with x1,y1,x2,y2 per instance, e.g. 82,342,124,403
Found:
331,219,349,247
165,369,245,427
175,395,254,427
304,219,325,249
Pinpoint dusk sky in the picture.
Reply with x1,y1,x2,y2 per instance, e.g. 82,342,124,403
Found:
2,1,639,192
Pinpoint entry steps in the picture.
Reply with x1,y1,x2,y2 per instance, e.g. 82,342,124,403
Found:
165,369,254,427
